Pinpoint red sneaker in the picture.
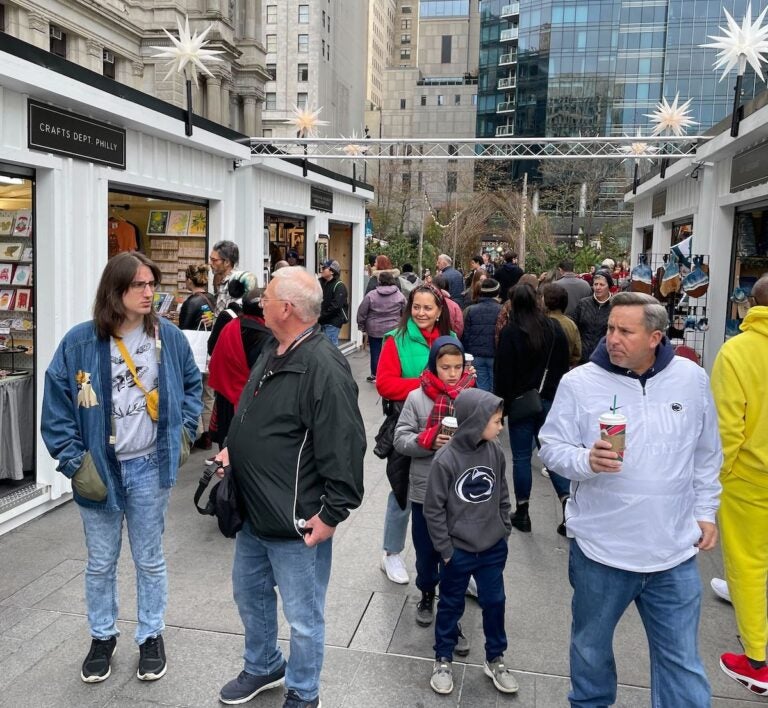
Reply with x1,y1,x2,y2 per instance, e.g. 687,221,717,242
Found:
720,653,768,695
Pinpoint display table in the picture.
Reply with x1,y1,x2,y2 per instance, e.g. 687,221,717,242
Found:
0,374,33,480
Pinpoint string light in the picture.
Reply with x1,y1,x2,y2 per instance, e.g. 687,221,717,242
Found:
423,192,463,229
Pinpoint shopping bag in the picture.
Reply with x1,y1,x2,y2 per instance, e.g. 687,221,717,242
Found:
183,324,211,373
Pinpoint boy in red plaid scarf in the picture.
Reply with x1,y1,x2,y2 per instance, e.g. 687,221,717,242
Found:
394,337,475,637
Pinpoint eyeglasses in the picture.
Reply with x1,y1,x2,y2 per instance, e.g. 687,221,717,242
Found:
129,280,157,292
261,295,293,307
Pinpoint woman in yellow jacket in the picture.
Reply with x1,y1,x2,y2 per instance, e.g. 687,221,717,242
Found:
711,275,768,696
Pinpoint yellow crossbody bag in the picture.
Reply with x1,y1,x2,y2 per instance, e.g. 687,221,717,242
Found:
114,336,160,422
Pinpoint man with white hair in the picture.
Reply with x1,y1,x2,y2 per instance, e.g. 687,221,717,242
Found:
436,254,465,308
215,267,366,708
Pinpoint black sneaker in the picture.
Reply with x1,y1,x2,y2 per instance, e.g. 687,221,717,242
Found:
220,664,287,704
81,636,117,683
416,591,436,627
137,634,166,681
283,689,321,708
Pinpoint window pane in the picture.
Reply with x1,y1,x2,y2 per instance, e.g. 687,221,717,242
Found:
266,34,277,53
266,5,277,23
266,63,276,80
298,34,308,52
297,93,308,109
298,5,309,23
266,93,276,110
298,64,308,81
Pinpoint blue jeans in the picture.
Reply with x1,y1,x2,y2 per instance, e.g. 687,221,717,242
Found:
435,538,508,661
568,541,710,708
411,503,440,593
508,399,570,502
79,452,170,645
233,521,332,701
474,355,495,392
321,324,340,346
368,336,383,377
382,490,410,553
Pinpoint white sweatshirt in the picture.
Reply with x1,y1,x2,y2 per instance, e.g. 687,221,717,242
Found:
539,353,722,573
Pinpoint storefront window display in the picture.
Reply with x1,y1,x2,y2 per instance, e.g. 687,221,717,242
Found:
267,213,306,268
671,220,692,245
728,208,768,338
108,190,209,321
0,170,35,495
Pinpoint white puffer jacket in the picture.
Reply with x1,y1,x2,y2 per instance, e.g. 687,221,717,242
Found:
539,341,722,572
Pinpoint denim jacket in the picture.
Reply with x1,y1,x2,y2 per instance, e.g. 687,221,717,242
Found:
42,318,203,511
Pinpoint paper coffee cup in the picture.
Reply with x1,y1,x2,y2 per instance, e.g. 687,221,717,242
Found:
440,416,458,437
599,412,627,461
464,353,474,365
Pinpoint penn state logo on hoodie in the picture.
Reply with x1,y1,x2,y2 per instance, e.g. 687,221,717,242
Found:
454,466,495,504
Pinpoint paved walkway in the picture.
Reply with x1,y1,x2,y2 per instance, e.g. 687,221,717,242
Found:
0,349,759,707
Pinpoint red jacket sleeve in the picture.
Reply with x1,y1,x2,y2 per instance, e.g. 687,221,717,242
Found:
375,337,421,401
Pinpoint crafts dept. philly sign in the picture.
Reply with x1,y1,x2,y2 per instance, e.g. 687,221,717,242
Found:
28,100,126,170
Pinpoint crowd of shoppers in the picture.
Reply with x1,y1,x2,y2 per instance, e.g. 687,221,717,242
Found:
39,243,766,705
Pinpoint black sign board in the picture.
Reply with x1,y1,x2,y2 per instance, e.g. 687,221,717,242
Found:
651,190,666,218
28,99,126,170
310,186,334,213
731,140,768,193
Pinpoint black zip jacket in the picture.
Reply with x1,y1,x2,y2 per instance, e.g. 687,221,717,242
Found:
227,328,366,539
572,294,611,363
318,275,348,327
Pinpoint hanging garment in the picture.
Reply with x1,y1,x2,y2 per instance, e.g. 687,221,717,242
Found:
630,255,653,294
682,256,709,298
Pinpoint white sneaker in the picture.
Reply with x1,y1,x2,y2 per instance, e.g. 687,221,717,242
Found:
540,466,550,478
380,552,409,584
711,577,731,603
466,576,478,598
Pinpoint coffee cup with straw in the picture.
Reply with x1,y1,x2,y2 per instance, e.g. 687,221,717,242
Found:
599,395,627,462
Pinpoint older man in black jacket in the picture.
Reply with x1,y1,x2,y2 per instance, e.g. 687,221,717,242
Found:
215,267,365,708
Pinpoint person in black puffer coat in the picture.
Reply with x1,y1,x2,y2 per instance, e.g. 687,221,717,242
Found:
461,278,502,392
495,282,571,536
572,269,613,363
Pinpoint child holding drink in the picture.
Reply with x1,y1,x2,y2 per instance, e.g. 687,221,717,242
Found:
394,337,475,636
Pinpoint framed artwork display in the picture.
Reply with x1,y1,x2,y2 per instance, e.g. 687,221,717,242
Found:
167,210,191,235
13,288,31,312
11,264,31,286
12,211,32,238
0,211,15,235
0,243,23,261
188,209,207,235
147,210,170,235
0,264,12,285
315,234,329,271
0,290,14,311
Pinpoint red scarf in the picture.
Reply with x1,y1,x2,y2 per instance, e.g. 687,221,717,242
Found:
416,369,475,449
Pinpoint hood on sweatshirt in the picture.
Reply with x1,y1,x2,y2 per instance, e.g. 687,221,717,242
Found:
740,305,768,337
451,388,504,451
427,335,465,375
374,284,401,296
590,335,675,383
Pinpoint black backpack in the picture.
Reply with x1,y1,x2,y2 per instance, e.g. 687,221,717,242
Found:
194,463,244,538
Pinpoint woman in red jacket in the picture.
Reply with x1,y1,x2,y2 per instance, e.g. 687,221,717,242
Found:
376,285,452,585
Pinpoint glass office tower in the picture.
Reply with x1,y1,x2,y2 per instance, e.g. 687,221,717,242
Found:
477,0,762,141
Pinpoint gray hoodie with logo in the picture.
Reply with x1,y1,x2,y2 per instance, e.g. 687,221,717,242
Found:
424,388,512,560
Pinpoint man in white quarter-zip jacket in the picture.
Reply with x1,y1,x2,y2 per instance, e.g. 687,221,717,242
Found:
539,291,722,708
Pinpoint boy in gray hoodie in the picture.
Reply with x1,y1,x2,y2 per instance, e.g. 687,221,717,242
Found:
424,388,518,695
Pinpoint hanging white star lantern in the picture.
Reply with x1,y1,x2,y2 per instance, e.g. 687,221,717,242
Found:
150,16,223,85
285,104,329,138
619,129,659,164
339,131,369,158
702,3,768,80
645,94,698,136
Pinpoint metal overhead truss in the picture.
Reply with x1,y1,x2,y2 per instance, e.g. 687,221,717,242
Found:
250,136,708,161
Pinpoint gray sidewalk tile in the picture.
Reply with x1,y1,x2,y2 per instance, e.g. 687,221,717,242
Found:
348,591,407,652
